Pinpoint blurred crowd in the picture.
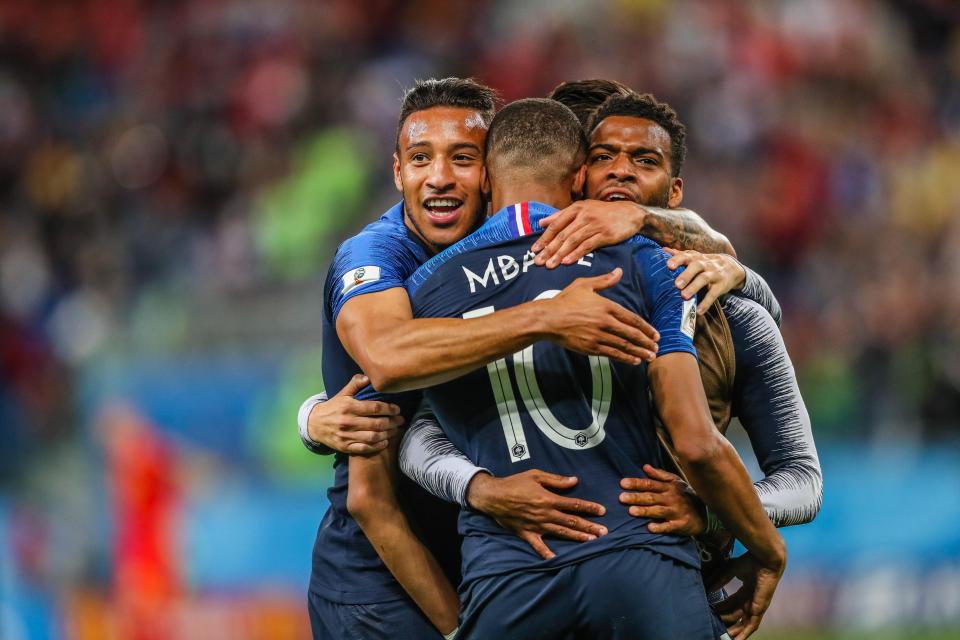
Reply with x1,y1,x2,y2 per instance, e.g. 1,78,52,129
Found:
2,0,959,487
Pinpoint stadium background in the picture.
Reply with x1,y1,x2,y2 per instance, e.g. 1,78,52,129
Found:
1,0,958,638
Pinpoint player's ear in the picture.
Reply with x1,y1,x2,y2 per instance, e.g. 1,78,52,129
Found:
481,164,490,196
668,176,683,208
393,153,402,192
572,164,587,198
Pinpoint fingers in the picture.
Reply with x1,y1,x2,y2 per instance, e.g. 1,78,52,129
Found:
607,302,660,347
666,250,695,270
626,505,670,519
342,415,404,433
641,464,683,483
335,373,370,397
620,476,670,492
541,522,599,543
646,519,690,534
348,399,403,417
534,471,580,491
679,272,712,300
581,267,622,291
519,531,555,561
696,286,720,315
544,221,592,268
344,440,390,456
553,496,606,517
532,208,578,260
673,261,704,292
732,614,760,640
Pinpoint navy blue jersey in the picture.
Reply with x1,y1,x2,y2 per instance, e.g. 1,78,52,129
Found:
406,201,702,587
312,202,460,604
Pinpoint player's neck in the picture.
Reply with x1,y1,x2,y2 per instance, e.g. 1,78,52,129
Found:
492,184,571,213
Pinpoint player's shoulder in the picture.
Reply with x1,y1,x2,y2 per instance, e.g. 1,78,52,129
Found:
335,203,409,258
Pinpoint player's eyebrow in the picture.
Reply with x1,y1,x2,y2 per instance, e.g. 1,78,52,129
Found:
589,143,663,160
448,142,482,154
405,141,433,152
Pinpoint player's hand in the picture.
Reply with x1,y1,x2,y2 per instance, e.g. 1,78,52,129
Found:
619,464,706,536
664,248,745,315
531,200,647,268
708,552,786,640
544,268,659,364
308,374,404,455
466,470,608,561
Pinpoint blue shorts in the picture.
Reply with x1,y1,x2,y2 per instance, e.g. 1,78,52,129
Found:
458,546,728,640
308,590,442,640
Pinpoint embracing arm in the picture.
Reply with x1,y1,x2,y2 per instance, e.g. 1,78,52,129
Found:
347,442,459,635
399,414,608,560
726,297,821,528
649,353,785,567
532,200,735,268
338,270,657,393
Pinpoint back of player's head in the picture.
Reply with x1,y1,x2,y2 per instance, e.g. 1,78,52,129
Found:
547,79,635,128
485,98,587,186
396,77,498,150
589,93,687,177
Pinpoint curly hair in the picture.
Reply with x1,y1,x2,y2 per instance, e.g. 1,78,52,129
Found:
547,79,634,128
396,77,499,150
589,93,687,177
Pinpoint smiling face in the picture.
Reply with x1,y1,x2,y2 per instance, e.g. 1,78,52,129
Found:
585,115,683,208
393,106,488,252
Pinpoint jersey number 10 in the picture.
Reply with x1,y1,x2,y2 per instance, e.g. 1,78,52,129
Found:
464,290,612,462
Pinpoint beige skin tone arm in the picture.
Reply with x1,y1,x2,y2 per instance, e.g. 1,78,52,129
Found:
337,275,658,393
648,352,785,640
347,442,459,635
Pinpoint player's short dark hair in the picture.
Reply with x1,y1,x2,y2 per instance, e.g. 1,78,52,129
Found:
486,98,587,185
396,77,498,150
589,93,687,177
547,79,635,128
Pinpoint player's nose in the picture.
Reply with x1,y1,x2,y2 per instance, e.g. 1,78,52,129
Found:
607,155,635,182
426,158,456,191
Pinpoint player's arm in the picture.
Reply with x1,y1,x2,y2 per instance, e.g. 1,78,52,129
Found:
297,375,404,456
663,250,783,325
725,297,822,529
347,440,459,636
338,268,658,393
399,415,608,560
649,353,786,640
531,199,735,268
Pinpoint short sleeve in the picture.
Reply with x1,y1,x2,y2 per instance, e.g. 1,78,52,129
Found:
327,230,420,323
631,237,698,358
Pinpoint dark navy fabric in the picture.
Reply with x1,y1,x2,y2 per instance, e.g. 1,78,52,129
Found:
308,587,442,640
406,201,701,590
457,546,725,640
311,202,460,605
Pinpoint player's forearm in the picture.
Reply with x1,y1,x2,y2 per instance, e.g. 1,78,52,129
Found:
678,436,785,568
641,206,736,256
347,454,460,634
360,301,551,392
650,355,784,569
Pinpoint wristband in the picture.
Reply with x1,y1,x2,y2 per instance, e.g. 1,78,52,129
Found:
298,392,334,455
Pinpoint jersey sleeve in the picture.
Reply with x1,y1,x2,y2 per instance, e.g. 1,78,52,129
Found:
327,230,419,323
631,238,698,358
725,296,822,527
734,263,783,327
399,408,488,508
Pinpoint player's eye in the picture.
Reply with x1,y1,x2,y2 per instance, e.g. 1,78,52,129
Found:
453,153,476,163
410,152,430,163
636,156,658,166
590,153,612,163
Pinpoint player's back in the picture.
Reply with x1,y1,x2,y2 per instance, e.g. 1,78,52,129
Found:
406,201,700,587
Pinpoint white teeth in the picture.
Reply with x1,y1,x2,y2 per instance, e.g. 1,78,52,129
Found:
607,194,628,201
425,198,461,207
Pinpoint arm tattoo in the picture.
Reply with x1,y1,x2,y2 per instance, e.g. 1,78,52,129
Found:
642,206,734,255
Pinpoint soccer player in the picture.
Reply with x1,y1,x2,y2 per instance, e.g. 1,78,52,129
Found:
404,98,786,639
308,77,664,640
400,89,821,637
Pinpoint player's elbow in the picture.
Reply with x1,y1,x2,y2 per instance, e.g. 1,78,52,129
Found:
346,483,392,526
674,434,725,470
